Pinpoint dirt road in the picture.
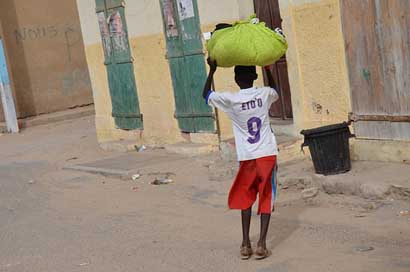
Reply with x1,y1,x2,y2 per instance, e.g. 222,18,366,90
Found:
0,117,409,272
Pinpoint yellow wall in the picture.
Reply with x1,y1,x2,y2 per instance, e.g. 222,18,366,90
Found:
77,0,409,163
76,0,355,148
131,34,184,145
279,0,410,163
76,0,255,144
351,139,410,163
77,0,178,144
77,0,352,145
279,0,351,135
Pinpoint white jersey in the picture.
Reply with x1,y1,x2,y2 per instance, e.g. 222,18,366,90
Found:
206,87,279,161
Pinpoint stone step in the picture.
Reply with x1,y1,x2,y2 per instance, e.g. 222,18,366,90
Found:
99,140,142,152
0,122,6,133
19,105,95,129
164,142,219,156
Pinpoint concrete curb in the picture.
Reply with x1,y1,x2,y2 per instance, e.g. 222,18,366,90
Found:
164,143,219,156
0,123,6,133
63,165,131,180
321,180,410,202
279,174,410,203
19,105,95,129
99,140,140,152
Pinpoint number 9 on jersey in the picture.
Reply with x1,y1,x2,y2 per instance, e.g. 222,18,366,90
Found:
247,117,262,144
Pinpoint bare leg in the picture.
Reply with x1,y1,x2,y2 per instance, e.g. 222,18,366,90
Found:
257,213,271,249
240,207,253,259
241,207,252,247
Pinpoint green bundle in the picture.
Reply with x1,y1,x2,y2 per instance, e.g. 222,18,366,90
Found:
206,15,288,67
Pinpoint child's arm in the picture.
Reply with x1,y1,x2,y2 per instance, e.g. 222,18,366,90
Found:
202,58,217,99
264,66,279,94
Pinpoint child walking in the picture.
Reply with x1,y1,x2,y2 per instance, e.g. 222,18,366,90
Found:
203,59,279,260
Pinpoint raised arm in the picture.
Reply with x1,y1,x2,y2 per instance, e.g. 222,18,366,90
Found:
203,58,217,99
264,66,278,92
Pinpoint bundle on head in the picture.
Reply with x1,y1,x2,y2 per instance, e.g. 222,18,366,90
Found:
206,15,287,68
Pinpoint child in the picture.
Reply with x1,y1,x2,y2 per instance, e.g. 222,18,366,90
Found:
202,59,279,260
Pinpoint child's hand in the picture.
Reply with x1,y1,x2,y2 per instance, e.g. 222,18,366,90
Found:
207,57,217,72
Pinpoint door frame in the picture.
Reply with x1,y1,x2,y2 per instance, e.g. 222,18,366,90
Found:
254,0,293,120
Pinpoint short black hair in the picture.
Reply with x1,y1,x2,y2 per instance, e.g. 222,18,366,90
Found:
234,66,257,80
214,23,232,31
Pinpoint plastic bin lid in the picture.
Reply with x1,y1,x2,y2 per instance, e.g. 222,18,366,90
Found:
300,122,349,137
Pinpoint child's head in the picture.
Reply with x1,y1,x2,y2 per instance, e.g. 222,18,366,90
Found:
234,66,258,89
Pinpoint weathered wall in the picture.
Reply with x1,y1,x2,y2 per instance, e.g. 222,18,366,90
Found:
77,0,182,144
279,0,410,163
279,0,351,135
77,0,259,144
0,0,93,120
75,0,410,163
351,139,410,163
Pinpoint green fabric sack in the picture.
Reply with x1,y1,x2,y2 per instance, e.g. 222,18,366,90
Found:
206,15,288,67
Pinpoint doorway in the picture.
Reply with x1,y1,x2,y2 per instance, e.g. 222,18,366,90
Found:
254,0,293,120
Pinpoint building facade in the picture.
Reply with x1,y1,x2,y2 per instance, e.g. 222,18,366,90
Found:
76,0,410,162
0,0,93,123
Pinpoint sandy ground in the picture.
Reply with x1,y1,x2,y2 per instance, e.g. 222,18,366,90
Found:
0,116,409,272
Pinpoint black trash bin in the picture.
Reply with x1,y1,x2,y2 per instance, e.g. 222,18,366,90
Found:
301,122,354,175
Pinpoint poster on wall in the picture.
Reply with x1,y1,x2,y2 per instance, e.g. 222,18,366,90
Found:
108,11,129,52
162,0,179,37
177,0,195,20
97,12,112,58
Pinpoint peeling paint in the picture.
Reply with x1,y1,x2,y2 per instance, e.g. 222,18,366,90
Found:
311,102,323,114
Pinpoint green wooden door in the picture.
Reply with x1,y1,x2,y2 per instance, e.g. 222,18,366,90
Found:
96,0,143,130
159,0,215,133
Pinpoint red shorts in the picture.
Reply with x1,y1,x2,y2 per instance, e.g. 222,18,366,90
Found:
228,155,277,214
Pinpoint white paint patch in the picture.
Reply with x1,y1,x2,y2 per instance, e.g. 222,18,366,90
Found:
177,0,195,20
76,0,101,45
203,32,212,40
0,82,19,133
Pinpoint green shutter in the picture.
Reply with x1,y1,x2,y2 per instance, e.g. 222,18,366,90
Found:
95,0,105,12
96,0,143,130
159,0,215,133
105,0,124,9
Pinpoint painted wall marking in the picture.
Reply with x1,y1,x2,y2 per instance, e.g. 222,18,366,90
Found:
14,24,82,63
